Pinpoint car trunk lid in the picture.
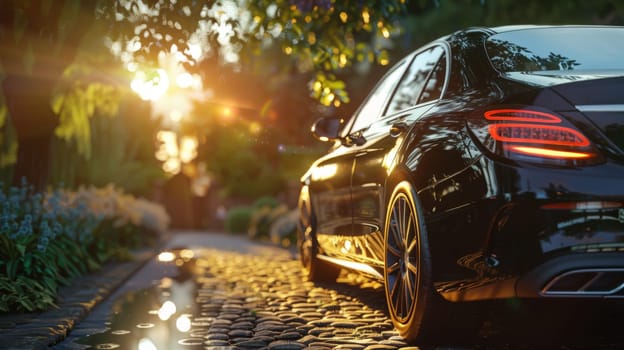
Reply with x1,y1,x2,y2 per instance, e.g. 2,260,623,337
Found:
552,76,624,155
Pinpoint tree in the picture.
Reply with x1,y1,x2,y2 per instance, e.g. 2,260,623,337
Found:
0,0,408,190
0,0,100,190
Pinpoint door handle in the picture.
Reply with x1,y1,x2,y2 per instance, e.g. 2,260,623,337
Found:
389,122,409,137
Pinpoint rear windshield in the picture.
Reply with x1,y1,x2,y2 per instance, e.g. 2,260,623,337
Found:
485,27,624,73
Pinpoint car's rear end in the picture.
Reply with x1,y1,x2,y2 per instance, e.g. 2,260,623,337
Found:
464,26,624,300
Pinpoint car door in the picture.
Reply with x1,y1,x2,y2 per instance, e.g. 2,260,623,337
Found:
350,45,448,269
312,57,411,262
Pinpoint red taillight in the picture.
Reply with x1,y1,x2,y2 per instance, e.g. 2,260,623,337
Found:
484,108,599,162
505,146,594,159
489,124,590,147
485,109,560,123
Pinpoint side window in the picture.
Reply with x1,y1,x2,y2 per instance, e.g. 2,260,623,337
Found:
348,59,408,133
418,52,447,104
386,46,444,115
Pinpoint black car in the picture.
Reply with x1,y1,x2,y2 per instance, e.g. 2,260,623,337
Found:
297,25,624,344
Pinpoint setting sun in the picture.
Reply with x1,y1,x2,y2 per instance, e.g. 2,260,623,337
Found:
131,69,170,101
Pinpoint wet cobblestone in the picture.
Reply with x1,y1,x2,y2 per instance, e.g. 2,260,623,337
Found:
162,247,410,350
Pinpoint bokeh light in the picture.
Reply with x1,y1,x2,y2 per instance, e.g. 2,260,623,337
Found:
158,251,176,262
176,315,192,332
155,131,198,175
158,301,177,321
138,338,158,350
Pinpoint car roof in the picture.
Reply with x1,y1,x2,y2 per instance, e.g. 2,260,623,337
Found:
487,24,624,34
448,24,624,41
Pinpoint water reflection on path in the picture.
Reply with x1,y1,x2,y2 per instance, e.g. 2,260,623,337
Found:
77,249,205,350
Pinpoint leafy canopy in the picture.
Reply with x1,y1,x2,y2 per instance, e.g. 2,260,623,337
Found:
101,0,408,106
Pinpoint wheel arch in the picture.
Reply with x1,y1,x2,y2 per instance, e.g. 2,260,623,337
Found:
297,184,313,236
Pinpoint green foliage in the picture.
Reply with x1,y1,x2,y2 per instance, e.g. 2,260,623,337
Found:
77,111,163,195
0,2,113,190
196,118,325,202
0,181,169,312
0,276,57,313
252,196,281,210
49,47,161,193
201,120,284,199
245,0,407,105
217,150,283,198
0,97,17,183
0,1,97,77
225,196,292,240
311,72,350,106
0,182,100,312
52,80,120,158
224,206,254,234
100,0,408,106
92,220,141,261
248,204,289,240
50,97,164,196
240,196,298,247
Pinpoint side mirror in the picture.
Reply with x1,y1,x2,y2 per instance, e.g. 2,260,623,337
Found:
311,117,345,142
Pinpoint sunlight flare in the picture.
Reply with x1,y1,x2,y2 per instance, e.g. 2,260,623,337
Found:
131,69,169,101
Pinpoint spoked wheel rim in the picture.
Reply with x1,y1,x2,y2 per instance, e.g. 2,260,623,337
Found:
385,192,420,323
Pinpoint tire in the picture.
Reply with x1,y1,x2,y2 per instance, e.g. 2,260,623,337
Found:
384,181,479,345
298,196,340,282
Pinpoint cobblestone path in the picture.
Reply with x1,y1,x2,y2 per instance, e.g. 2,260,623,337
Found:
180,248,408,350
71,247,415,350
69,244,622,350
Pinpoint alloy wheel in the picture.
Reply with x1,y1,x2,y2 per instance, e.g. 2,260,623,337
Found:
385,192,420,323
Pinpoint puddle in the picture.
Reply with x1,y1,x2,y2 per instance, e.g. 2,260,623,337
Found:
76,249,207,350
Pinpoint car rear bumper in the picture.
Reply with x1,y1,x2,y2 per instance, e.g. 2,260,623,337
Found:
439,252,624,302
516,252,624,298
482,159,624,272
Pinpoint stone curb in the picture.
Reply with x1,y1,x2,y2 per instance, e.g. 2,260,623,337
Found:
0,238,167,350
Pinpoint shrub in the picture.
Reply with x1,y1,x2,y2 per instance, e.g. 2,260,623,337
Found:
224,206,253,234
0,182,169,312
56,184,170,247
0,183,101,312
252,196,281,210
269,209,299,247
248,204,289,240
201,121,286,199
